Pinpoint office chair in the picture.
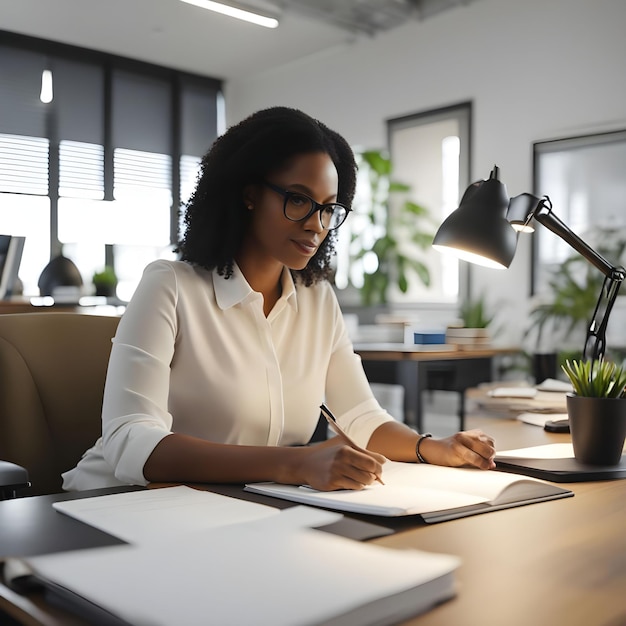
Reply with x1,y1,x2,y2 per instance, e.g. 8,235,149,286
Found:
0,312,120,498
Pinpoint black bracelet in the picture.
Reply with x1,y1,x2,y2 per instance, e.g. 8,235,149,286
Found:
416,433,432,463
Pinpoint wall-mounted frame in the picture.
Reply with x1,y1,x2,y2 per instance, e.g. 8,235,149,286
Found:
532,129,626,295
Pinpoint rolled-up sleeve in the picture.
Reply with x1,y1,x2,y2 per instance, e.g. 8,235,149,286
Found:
101,261,179,485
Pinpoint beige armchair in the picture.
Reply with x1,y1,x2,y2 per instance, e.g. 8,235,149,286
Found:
0,313,120,497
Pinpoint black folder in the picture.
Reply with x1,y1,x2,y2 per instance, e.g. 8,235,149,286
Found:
495,455,626,482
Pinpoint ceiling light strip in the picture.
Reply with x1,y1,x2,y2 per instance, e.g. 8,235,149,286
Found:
179,0,279,28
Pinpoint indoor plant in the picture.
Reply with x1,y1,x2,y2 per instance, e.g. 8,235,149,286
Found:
458,294,493,329
561,358,626,465
344,149,434,306
446,293,494,347
92,266,118,298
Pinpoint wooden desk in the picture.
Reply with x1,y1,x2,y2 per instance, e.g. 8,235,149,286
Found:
1,417,624,626
395,416,626,626
354,344,519,431
0,297,125,315
0,299,80,314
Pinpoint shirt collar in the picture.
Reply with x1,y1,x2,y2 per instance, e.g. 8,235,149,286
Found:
213,264,298,312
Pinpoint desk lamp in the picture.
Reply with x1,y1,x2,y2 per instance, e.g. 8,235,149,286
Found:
433,165,626,361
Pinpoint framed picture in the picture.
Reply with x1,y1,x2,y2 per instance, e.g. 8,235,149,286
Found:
532,129,626,296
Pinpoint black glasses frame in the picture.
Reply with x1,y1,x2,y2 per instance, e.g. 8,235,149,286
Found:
263,181,351,230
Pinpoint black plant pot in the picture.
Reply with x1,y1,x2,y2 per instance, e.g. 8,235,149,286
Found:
566,394,626,466
94,283,116,298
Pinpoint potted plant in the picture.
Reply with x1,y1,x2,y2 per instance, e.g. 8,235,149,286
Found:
445,293,493,347
561,358,626,465
92,266,118,298
342,150,434,306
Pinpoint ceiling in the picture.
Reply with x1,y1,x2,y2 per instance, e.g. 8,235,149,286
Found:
0,0,476,81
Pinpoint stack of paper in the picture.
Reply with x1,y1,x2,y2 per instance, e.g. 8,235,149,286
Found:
23,527,460,626
9,487,462,625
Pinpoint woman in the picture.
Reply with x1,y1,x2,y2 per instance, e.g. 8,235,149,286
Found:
63,107,495,492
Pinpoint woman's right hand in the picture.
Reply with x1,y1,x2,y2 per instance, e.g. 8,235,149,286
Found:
293,438,386,491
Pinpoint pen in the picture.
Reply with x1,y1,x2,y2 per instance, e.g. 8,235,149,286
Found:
319,403,385,485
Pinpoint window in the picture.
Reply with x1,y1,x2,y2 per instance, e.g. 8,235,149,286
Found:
387,102,472,303
0,192,50,295
0,35,221,299
533,129,626,295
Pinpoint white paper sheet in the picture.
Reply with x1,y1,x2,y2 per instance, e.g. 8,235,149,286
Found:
497,443,576,459
489,387,537,398
52,486,289,544
25,519,460,626
535,378,573,393
517,412,569,427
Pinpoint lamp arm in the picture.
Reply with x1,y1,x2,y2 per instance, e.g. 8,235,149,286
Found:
584,274,624,361
529,197,626,361
532,198,618,278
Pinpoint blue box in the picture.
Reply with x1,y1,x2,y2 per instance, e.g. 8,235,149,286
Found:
413,331,447,345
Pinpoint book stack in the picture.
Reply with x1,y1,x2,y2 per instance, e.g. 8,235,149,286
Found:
445,325,491,347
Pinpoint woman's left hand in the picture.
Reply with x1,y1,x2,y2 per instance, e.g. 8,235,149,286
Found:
419,430,496,470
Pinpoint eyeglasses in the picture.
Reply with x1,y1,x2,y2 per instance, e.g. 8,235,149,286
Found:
264,181,351,231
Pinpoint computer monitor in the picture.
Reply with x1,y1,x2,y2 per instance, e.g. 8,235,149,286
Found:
0,235,25,299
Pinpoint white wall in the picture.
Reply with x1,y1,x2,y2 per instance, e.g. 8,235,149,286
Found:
225,0,626,347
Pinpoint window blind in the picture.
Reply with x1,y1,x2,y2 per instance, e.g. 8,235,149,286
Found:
0,134,49,195
114,148,172,199
59,140,104,199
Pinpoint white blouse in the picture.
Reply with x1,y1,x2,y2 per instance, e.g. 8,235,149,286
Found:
62,260,394,490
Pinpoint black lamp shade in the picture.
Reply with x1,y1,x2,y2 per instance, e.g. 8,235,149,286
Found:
38,255,83,296
433,169,518,269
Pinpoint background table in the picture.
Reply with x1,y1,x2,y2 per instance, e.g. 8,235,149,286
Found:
354,344,519,430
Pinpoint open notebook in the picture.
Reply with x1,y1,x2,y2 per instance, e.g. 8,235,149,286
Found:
245,461,573,523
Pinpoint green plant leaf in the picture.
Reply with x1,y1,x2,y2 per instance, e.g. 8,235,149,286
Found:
525,234,623,349
389,181,410,193
403,257,431,287
411,232,435,248
402,201,430,217
398,273,408,293
561,358,626,398
92,266,117,285
360,150,391,176
459,295,493,328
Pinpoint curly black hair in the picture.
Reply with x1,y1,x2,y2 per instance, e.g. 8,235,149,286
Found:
176,106,357,286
